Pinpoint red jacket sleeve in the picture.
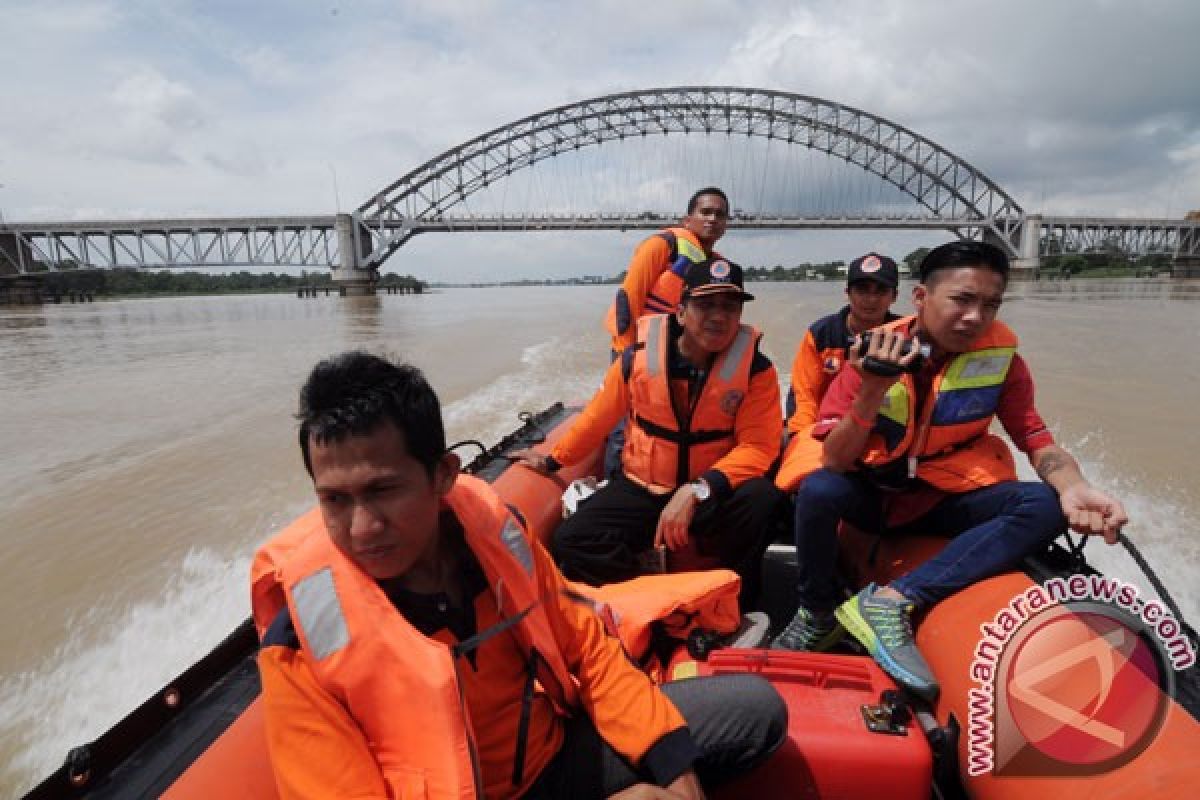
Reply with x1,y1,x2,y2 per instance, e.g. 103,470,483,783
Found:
996,354,1055,453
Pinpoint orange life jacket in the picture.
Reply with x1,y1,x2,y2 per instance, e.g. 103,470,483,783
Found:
622,314,759,494
860,316,1020,492
604,228,710,338
568,570,741,683
774,425,825,493
251,475,579,800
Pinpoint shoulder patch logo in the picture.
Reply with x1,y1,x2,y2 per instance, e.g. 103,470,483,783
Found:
720,389,745,416
710,260,732,281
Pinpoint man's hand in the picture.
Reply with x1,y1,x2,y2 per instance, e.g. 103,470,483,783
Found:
510,447,552,473
608,770,705,799
655,485,699,552
849,329,922,393
1059,483,1129,545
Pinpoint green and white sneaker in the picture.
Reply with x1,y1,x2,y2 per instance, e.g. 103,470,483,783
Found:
771,606,844,652
835,584,940,701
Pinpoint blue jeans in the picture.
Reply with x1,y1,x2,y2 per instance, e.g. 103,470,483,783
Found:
793,468,1064,612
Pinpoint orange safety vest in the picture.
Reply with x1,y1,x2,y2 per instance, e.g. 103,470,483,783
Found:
251,475,579,800
861,316,1020,492
775,316,1020,493
622,314,759,494
604,228,710,339
567,570,741,679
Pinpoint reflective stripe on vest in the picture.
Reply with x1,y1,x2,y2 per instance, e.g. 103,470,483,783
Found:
500,516,534,575
292,566,348,661
929,347,1014,426
720,327,754,382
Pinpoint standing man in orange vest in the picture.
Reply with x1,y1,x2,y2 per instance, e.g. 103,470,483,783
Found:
775,252,902,494
602,188,731,477
517,259,782,608
771,242,1128,703
252,352,785,799
606,188,730,353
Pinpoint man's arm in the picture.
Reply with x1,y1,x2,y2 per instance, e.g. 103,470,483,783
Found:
787,332,825,433
1030,444,1128,544
997,354,1128,544
534,539,701,786
703,360,784,491
259,643,389,799
821,330,919,472
612,237,674,351
610,773,705,799
513,357,629,471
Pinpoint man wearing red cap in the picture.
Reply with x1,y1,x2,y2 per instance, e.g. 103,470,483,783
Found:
516,258,782,608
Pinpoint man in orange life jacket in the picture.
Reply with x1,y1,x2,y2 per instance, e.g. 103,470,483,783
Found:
516,259,782,609
775,252,902,494
771,241,1129,702
252,352,786,800
606,188,730,353
602,188,731,478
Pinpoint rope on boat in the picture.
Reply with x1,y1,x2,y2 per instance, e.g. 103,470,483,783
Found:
1117,532,1196,639
1068,529,1198,642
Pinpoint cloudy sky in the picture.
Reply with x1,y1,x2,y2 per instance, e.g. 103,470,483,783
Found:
2,0,1197,281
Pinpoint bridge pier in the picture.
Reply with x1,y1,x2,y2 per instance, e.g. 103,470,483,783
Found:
331,213,377,296
1011,214,1041,278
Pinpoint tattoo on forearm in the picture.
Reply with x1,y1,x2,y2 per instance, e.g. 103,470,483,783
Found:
1036,451,1069,481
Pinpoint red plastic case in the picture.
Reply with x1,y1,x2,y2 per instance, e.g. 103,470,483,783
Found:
702,649,933,799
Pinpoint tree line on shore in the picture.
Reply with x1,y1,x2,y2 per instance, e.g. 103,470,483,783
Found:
21,262,425,295
12,244,1172,297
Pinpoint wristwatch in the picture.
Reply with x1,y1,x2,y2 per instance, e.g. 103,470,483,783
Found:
689,479,711,502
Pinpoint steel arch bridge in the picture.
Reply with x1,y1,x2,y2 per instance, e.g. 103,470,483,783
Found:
5,87,1199,284
355,86,1025,268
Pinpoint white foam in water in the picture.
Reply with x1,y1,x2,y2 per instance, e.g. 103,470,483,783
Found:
0,495,313,795
0,548,252,793
1016,435,1199,627
442,337,603,448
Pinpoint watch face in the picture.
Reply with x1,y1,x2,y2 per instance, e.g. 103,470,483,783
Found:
692,481,710,501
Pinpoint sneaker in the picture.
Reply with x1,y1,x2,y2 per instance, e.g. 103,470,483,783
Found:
835,584,940,701
771,606,844,651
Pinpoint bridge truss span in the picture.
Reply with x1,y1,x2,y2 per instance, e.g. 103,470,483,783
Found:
0,217,340,274
356,86,1025,267
1038,216,1200,259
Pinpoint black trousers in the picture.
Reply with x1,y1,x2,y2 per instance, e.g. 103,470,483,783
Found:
524,674,787,799
552,474,782,608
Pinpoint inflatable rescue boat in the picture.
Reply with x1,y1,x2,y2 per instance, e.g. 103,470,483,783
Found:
21,404,1200,799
